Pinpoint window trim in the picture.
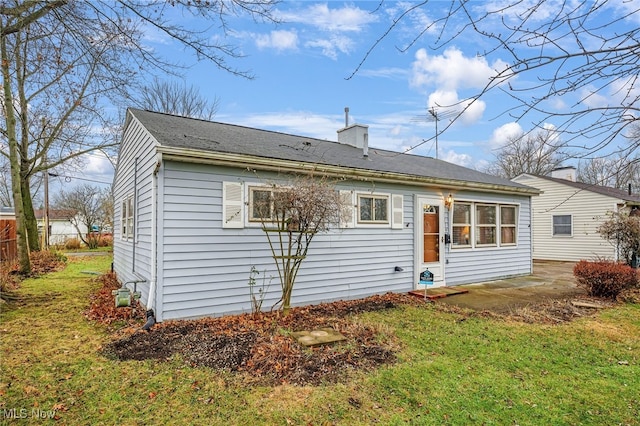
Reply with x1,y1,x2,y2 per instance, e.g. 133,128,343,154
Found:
120,195,134,241
552,214,572,237
452,202,472,248
248,185,278,223
499,205,517,246
451,201,519,249
356,192,391,226
475,204,497,247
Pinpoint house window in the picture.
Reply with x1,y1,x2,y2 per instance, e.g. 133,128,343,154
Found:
248,186,287,222
475,204,497,246
249,187,273,221
500,205,517,245
553,215,572,236
357,194,389,224
452,203,472,247
121,195,134,241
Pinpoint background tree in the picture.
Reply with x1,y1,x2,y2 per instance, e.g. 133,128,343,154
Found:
0,155,11,207
484,128,569,179
257,175,343,315
597,211,640,267
358,2,640,158
1,0,278,274
577,153,640,192
137,78,220,120
52,184,113,249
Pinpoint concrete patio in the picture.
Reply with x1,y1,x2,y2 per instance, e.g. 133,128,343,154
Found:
434,260,585,313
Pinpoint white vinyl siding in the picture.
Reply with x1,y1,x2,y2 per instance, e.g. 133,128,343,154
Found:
444,192,532,285
513,174,620,261
112,114,156,308
159,165,416,320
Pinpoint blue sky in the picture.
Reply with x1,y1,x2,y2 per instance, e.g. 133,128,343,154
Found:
64,0,639,191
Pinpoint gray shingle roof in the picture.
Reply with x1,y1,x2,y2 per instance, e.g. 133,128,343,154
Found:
129,108,535,193
532,174,640,203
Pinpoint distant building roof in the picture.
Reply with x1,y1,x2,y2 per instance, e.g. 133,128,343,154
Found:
34,209,77,220
127,108,538,195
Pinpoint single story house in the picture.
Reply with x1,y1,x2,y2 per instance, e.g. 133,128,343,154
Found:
113,108,539,321
512,167,640,262
34,209,88,246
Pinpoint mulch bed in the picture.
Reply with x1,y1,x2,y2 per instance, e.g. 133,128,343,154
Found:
88,273,631,386
100,289,424,386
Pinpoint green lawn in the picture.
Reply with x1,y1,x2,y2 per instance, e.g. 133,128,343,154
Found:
1,255,639,425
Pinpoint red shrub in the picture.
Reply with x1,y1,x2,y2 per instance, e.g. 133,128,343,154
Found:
64,238,82,250
573,260,638,299
98,235,113,247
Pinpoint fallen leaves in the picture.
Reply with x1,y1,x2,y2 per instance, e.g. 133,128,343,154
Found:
83,272,145,326
102,293,424,386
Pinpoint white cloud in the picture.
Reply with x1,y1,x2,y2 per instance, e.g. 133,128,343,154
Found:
279,4,378,32
489,122,523,149
427,90,486,126
440,149,475,168
579,86,609,109
233,111,340,141
255,30,298,51
358,67,408,80
410,47,509,91
305,35,354,60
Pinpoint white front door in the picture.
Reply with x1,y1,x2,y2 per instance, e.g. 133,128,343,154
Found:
416,196,446,288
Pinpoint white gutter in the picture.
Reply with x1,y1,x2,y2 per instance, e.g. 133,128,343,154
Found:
157,146,540,197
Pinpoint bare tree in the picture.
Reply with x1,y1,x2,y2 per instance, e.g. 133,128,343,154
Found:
137,78,220,120
356,2,640,157
577,154,640,192
598,211,640,266
257,175,342,315
484,129,569,179
52,184,113,249
0,155,11,207
1,1,278,274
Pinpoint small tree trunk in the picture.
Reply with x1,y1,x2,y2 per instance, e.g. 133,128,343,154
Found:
21,175,40,252
2,35,30,274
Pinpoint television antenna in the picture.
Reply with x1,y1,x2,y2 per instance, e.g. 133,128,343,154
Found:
411,106,458,159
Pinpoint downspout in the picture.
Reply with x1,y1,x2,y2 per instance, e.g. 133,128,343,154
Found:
143,153,162,329
132,157,138,274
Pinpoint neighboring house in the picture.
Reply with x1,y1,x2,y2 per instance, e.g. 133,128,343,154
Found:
513,167,640,262
113,108,539,321
34,209,88,246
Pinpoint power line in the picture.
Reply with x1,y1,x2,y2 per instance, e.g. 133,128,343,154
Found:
48,172,112,185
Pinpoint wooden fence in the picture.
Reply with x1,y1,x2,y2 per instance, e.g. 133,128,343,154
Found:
0,218,17,262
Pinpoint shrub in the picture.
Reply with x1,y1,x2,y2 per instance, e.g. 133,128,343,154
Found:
98,235,113,247
573,260,638,299
64,238,82,250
